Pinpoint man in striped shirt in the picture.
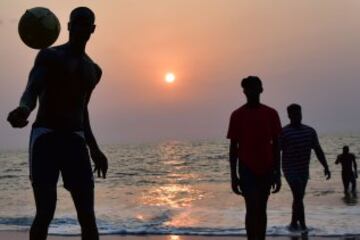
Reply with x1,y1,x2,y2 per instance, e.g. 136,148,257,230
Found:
280,104,331,231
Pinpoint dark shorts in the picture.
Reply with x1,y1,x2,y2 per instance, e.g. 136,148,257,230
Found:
30,130,94,191
239,166,273,196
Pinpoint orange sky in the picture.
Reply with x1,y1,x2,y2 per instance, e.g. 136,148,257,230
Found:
1,1,360,148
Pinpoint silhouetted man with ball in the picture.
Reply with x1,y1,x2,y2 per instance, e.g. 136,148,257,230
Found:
7,7,107,240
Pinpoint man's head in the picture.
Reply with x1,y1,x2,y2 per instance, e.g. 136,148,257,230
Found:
343,145,349,154
68,7,95,44
241,76,263,104
287,103,302,125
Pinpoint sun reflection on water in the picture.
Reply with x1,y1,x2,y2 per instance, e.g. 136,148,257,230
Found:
141,141,205,208
140,141,207,227
169,235,180,240
142,184,204,208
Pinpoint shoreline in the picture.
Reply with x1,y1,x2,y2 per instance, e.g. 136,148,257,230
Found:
1,231,360,240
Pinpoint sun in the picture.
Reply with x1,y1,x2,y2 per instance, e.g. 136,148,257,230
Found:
165,72,176,83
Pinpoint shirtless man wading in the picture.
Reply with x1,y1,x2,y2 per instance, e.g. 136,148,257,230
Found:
7,7,108,240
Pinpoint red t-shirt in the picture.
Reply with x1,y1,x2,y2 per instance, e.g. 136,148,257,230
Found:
227,104,281,176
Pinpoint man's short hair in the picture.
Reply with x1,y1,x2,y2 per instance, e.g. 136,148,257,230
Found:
343,145,349,151
241,76,262,89
70,7,95,24
287,103,301,114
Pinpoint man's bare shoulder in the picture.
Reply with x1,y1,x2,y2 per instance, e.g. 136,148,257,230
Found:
84,54,102,80
84,55,101,68
93,62,102,79
36,44,66,64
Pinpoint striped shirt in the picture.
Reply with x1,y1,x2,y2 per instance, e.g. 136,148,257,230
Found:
280,124,320,177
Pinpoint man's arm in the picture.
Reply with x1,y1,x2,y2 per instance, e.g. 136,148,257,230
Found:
271,110,282,194
312,131,331,179
83,66,108,179
229,139,242,195
84,107,100,151
7,50,48,128
271,137,281,193
84,98,108,179
353,155,358,178
335,155,340,165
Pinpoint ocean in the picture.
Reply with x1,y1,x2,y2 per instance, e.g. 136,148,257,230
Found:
0,134,359,237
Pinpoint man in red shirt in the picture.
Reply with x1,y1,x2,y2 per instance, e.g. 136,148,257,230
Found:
227,76,282,240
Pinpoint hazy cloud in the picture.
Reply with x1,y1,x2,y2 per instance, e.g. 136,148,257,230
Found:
9,18,17,24
0,18,18,25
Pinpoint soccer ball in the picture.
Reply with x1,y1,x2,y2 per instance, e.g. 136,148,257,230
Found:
18,7,60,49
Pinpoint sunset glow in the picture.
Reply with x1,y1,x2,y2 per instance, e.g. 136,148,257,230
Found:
0,1,359,146
165,73,176,83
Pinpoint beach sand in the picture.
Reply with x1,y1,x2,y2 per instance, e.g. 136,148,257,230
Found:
1,231,359,240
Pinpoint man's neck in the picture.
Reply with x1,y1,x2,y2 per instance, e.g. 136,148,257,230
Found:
290,122,302,127
67,41,86,56
246,99,261,107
